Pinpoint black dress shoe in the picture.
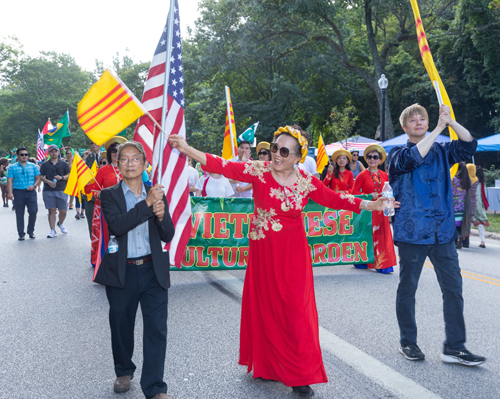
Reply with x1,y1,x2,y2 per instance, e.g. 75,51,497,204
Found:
292,385,314,397
114,375,133,393
29,233,36,239
18,234,25,241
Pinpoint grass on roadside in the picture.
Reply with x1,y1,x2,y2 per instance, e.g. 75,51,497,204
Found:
485,213,500,234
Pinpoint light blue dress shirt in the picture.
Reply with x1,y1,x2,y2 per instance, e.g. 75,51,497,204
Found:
7,162,40,189
122,181,151,259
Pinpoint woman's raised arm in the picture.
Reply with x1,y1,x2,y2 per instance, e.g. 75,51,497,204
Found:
168,134,207,166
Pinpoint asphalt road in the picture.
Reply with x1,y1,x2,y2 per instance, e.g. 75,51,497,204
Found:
1,195,499,399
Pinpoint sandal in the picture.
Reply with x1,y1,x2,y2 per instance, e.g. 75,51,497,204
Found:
69,204,74,210
479,243,486,248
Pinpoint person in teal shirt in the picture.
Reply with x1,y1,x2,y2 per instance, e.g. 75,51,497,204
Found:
7,147,41,240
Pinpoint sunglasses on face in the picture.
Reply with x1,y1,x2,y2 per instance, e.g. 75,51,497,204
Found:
19,153,29,157
366,155,380,160
270,143,297,158
258,150,269,156
109,147,118,154
352,153,359,157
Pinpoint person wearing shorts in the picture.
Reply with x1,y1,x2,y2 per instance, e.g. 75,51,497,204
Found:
39,145,70,238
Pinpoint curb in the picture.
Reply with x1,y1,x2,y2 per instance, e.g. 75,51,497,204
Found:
470,228,500,241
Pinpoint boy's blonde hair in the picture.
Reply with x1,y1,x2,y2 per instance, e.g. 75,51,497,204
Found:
399,103,429,127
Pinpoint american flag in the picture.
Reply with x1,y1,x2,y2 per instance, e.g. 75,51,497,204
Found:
36,129,46,161
134,0,191,268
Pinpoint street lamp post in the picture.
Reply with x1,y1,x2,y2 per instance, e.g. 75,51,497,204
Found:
378,74,388,142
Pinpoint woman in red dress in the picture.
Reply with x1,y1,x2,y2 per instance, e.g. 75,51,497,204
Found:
322,149,354,193
84,136,127,269
169,126,391,397
352,144,396,274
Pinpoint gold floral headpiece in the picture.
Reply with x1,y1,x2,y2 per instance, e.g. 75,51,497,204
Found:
273,126,308,163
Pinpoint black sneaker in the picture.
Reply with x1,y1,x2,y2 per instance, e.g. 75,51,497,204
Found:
29,233,36,239
399,344,425,361
441,349,485,366
18,234,25,241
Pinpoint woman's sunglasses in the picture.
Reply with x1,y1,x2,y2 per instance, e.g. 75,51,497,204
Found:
270,143,297,158
366,155,380,160
109,147,118,154
258,150,269,156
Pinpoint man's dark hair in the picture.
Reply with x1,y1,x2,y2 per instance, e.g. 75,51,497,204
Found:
238,140,251,148
16,147,27,155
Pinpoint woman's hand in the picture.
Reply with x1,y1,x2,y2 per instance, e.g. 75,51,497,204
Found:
371,192,380,200
369,197,401,212
168,134,189,154
327,164,334,175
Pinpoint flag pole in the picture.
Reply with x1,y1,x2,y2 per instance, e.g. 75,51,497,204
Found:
158,0,176,185
225,86,237,159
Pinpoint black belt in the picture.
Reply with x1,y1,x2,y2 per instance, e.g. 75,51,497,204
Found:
126,255,152,265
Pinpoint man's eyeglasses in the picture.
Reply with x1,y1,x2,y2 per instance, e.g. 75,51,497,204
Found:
119,157,143,165
270,143,298,158
366,155,380,160
19,153,29,157
258,150,269,156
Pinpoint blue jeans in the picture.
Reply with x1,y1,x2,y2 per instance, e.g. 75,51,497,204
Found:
396,240,466,351
13,189,38,236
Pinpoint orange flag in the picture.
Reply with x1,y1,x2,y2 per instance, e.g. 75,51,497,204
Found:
410,0,458,176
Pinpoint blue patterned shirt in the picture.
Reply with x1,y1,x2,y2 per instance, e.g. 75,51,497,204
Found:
7,162,40,189
122,182,151,258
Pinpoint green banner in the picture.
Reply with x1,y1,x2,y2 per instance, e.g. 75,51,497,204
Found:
172,196,373,270
78,148,86,156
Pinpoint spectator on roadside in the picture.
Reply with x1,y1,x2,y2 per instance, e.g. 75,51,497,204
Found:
256,142,272,161
229,141,253,197
0,158,10,207
7,147,41,240
388,103,485,366
452,162,472,249
462,164,479,248
195,172,234,198
187,157,199,196
65,149,75,210
349,147,366,179
473,165,490,248
39,145,71,238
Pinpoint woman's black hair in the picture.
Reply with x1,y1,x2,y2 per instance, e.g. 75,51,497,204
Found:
107,142,120,164
456,162,471,191
476,165,485,184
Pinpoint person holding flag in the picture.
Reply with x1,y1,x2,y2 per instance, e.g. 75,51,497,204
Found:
169,126,393,397
388,103,485,366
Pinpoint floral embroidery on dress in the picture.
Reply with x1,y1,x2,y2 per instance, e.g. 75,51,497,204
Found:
249,208,283,240
340,192,357,205
243,161,271,183
269,172,317,212
210,154,229,167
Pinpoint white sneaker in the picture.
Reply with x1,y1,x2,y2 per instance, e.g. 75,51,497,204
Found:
47,230,57,238
57,222,68,234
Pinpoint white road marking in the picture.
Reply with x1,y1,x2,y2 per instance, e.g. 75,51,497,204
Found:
201,270,441,399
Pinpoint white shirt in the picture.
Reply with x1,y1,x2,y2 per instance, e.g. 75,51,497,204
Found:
195,175,234,198
229,156,253,197
188,166,199,189
298,156,318,176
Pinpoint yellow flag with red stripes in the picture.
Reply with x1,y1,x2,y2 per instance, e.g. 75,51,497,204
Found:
316,134,329,174
410,0,458,176
77,69,146,146
64,152,95,201
222,86,238,160
85,160,98,201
